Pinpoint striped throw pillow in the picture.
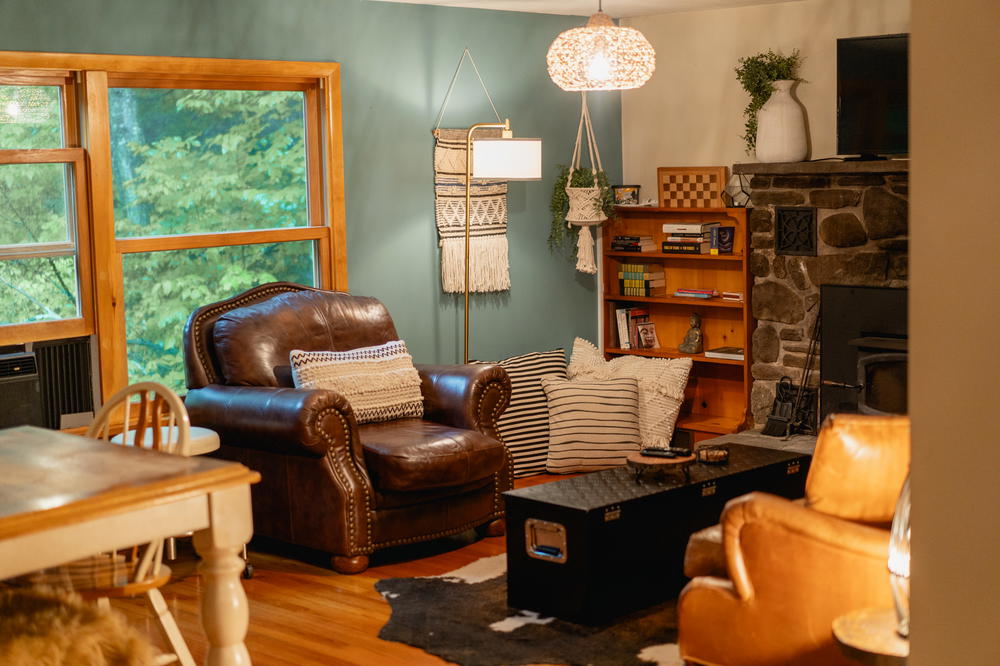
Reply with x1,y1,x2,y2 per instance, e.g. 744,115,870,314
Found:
289,340,423,424
542,376,641,474
485,349,567,477
568,337,692,447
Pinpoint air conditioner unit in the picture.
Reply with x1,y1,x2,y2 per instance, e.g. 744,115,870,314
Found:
0,351,45,428
31,336,99,429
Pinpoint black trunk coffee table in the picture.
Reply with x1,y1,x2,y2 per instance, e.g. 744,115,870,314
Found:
503,443,811,624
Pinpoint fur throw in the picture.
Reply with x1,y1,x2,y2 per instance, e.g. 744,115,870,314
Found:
0,586,154,665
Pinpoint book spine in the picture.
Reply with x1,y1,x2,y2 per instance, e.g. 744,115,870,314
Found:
615,308,630,349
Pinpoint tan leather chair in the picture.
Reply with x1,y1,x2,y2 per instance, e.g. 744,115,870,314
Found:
679,414,910,666
182,282,512,574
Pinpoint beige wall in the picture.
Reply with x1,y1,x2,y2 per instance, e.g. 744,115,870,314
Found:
910,0,1000,662
621,0,909,197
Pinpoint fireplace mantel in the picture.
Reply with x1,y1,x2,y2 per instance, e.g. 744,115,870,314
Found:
734,160,908,175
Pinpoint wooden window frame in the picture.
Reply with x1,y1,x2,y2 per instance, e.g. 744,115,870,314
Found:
0,52,348,400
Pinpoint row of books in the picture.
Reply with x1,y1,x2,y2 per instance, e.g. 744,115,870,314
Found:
611,235,656,252
672,288,745,301
618,262,665,296
660,222,734,255
614,306,660,350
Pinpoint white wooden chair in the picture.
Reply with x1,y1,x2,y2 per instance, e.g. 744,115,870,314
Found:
31,382,196,666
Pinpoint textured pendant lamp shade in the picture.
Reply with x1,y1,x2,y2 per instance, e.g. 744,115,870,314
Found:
547,10,655,91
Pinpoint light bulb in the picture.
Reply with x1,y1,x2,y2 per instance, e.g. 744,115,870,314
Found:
5,101,20,119
586,51,611,81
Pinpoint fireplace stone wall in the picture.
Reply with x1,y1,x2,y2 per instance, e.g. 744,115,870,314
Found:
732,161,909,426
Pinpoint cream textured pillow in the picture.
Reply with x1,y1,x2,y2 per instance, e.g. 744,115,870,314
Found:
289,340,423,424
567,337,692,447
542,376,641,473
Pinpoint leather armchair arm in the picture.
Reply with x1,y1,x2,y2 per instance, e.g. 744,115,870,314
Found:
416,364,511,436
721,492,891,601
185,384,362,460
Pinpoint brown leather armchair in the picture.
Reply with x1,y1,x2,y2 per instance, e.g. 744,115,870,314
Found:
182,282,512,574
679,414,910,665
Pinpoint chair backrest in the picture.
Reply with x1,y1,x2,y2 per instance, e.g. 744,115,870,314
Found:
87,381,191,457
82,381,191,590
805,413,910,526
183,282,398,389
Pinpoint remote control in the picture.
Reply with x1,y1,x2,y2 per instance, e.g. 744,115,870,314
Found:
640,448,678,458
641,446,692,457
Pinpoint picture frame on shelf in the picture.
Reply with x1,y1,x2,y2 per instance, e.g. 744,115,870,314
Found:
612,185,641,206
636,322,660,349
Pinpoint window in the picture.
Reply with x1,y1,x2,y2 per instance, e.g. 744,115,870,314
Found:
0,54,346,399
0,77,93,342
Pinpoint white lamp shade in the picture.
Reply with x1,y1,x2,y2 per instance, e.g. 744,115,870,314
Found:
472,138,542,180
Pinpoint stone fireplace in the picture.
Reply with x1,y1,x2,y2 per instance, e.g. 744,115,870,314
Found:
732,160,909,427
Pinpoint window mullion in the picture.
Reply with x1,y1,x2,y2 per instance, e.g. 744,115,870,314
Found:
81,69,127,402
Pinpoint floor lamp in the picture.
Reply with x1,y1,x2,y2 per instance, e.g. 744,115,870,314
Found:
463,119,542,363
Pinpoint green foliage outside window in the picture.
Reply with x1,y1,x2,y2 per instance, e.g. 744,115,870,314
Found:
0,85,317,393
109,88,315,391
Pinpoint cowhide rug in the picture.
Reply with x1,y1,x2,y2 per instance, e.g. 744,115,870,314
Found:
376,554,682,666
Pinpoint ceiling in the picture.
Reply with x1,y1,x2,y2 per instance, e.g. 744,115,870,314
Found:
367,0,802,19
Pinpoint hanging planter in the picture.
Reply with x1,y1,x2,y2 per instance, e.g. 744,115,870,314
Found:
549,93,614,274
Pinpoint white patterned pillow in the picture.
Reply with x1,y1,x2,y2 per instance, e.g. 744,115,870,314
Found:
567,337,692,447
481,349,567,478
542,376,641,474
289,340,423,424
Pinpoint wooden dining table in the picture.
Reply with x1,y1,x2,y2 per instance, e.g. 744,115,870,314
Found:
0,425,261,665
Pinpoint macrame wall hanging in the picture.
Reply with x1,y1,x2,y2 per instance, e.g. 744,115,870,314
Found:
564,92,607,274
432,49,510,293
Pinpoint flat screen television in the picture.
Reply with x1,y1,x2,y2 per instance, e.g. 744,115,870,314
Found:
837,33,909,159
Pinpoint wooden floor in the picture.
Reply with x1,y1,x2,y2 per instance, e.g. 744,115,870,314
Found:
113,475,562,666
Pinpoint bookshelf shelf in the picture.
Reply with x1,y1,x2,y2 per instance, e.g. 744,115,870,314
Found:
606,251,744,262
604,206,753,443
603,347,746,366
603,294,745,309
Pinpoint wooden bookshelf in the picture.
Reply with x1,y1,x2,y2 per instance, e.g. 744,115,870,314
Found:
604,206,753,443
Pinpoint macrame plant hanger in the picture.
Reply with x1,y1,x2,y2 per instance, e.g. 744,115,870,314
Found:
565,92,607,274
431,48,513,294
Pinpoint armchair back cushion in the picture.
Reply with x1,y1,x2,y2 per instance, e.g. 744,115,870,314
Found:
805,413,910,525
212,289,397,387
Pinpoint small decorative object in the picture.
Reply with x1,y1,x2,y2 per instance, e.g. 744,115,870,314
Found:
549,93,614,274
546,3,656,92
612,185,641,206
888,474,911,637
695,444,730,465
734,49,803,157
678,312,704,354
755,80,808,163
636,322,659,349
656,166,729,209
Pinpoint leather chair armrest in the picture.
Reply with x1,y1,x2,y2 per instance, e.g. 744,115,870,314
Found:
721,492,892,601
416,364,511,436
185,384,362,460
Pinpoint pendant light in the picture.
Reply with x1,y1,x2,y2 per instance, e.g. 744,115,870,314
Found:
546,1,656,91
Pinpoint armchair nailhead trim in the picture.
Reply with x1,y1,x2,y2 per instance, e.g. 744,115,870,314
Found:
316,406,374,555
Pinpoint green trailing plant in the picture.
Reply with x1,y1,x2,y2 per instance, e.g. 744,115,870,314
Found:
548,165,615,250
735,49,802,154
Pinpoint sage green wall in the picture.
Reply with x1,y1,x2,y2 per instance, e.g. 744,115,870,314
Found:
0,0,621,363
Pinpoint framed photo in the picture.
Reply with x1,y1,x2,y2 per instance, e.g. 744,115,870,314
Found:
612,185,641,206
636,322,660,349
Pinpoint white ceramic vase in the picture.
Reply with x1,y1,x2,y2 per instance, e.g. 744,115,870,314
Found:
755,80,807,163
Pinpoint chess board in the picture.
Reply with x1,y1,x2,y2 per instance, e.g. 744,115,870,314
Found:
657,166,729,208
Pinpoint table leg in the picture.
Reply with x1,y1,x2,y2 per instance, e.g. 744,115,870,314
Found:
193,484,254,666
